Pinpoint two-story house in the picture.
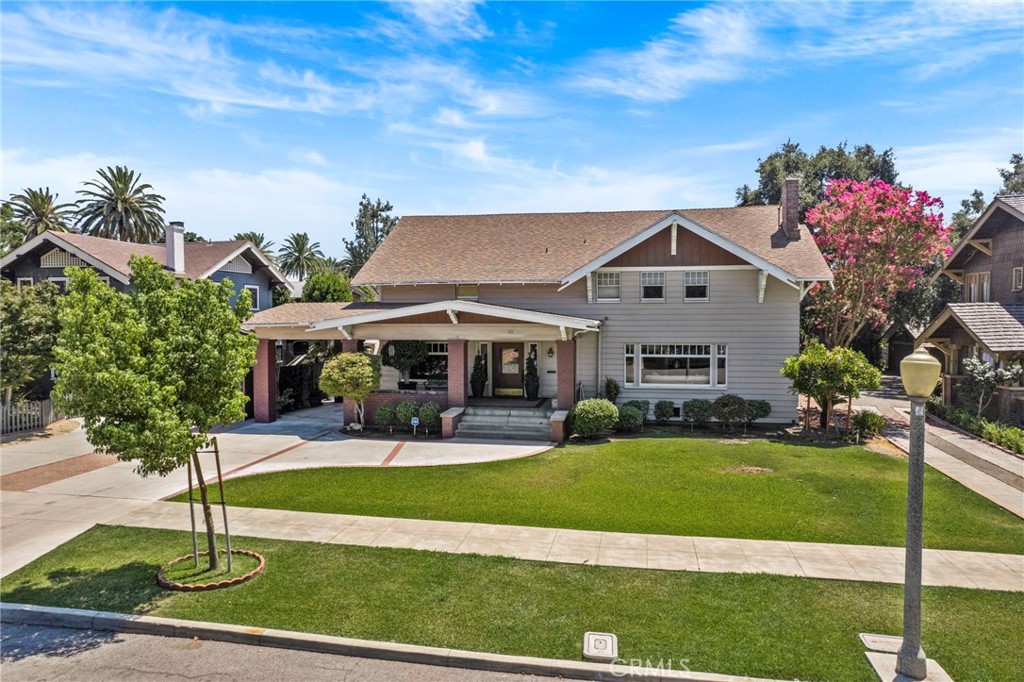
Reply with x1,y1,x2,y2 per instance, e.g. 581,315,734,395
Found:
916,194,1024,422
243,180,832,439
1,222,293,411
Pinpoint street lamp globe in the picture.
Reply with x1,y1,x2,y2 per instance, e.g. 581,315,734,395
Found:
900,347,942,399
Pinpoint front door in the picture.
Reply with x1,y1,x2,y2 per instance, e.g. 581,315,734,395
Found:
493,343,524,396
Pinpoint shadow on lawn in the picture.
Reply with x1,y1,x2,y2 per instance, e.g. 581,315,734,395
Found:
3,561,169,619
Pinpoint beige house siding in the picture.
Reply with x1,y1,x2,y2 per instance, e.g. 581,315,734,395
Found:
378,268,800,422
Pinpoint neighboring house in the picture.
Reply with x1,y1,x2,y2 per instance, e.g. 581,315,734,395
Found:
244,179,832,438
916,194,1024,422
1,222,294,411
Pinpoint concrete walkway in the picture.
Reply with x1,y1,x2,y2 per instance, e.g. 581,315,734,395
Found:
104,501,1024,592
0,405,550,577
858,378,1024,518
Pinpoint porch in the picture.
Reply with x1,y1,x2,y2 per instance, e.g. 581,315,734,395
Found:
242,300,601,438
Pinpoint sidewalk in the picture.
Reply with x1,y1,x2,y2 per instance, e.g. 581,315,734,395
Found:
106,501,1024,592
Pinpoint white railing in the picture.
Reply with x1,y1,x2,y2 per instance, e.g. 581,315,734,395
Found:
1,399,61,435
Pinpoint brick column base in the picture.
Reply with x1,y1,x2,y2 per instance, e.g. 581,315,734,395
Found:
556,339,576,410
253,338,278,423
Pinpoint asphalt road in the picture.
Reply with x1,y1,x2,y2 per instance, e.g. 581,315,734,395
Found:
0,625,559,682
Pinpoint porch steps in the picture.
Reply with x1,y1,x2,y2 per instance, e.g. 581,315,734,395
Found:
456,405,553,441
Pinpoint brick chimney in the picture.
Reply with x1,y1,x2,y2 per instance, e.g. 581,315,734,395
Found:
166,221,185,274
780,177,801,241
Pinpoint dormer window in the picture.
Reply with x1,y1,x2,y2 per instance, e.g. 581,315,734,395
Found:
456,284,479,300
1013,266,1023,292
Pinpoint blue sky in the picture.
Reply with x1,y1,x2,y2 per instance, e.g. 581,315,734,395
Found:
2,1,1022,256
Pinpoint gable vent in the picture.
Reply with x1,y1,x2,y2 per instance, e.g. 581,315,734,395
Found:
41,248,87,269
220,254,253,274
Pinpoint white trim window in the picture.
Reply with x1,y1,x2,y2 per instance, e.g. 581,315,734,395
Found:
684,271,710,301
1013,266,1023,292
624,343,728,388
456,284,479,300
16,277,33,289
47,276,69,293
410,342,449,383
243,284,260,311
595,272,621,302
640,272,665,302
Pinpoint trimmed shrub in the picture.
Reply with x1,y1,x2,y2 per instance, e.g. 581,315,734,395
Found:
418,402,442,433
395,400,419,431
616,405,644,432
927,397,1024,455
682,399,712,428
622,400,650,419
654,400,675,425
375,404,396,428
711,394,747,431
571,398,619,438
852,410,888,437
746,400,772,425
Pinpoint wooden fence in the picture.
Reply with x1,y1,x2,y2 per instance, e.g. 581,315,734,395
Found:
1,399,61,435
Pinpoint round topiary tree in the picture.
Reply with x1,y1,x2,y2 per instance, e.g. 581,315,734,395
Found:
319,352,381,426
571,398,619,438
395,399,419,431
375,404,396,431
711,394,747,431
382,340,429,384
418,401,442,433
654,400,675,425
682,399,712,431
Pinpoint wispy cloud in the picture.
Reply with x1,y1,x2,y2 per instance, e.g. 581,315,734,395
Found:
386,0,492,42
572,0,1024,101
898,128,1022,203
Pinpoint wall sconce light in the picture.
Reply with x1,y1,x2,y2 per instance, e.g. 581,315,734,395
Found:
547,347,555,358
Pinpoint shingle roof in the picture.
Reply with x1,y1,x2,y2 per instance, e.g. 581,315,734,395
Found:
997,194,1024,213
947,303,1024,353
244,302,397,327
52,232,247,280
352,205,831,286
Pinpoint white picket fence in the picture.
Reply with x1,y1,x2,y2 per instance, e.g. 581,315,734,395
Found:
1,399,61,435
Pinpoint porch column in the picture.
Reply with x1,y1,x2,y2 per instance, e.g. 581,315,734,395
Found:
556,339,576,410
253,338,278,423
341,339,360,353
447,339,468,408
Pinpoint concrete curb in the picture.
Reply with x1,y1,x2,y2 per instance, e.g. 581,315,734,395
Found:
2,603,784,682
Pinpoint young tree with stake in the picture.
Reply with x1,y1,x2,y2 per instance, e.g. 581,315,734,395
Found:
53,256,257,571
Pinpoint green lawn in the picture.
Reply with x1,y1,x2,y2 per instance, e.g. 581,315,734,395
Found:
187,437,1024,554
3,525,1021,682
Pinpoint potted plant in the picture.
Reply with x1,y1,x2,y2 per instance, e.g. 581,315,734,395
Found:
524,354,540,400
382,340,428,391
471,354,488,398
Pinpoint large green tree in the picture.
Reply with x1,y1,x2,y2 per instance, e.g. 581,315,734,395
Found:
0,280,60,402
76,166,166,243
301,271,352,303
997,153,1024,195
736,140,899,219
1,203,28,254
277,232,324,280
341,194,397,278
7,187,77,238
53,256,257,570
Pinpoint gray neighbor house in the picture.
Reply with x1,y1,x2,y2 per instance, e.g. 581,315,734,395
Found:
244,180,832,439
1,222,293,412
917,194,1024,423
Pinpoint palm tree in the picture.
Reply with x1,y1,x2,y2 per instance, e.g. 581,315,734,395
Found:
310,256,346,275
277,233,324,280
76,166,166,243
232,231,276,259
7,187,77,238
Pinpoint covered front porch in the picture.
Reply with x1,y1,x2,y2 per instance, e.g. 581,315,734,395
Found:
243,300,601,437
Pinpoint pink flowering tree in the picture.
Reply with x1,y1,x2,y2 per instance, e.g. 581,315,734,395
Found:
805,179,952,348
